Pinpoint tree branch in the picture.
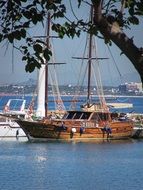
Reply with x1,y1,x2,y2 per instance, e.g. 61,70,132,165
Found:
92,0,143,82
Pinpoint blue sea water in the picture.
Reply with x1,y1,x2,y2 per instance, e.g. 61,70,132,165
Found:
0,139,143,190
0,95,143,113
0,95,143,190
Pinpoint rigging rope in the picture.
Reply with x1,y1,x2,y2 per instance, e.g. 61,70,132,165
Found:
49,39,66,111
70,35,88,110
107,44,123,84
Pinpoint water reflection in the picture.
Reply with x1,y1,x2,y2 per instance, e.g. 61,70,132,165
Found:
0,139,143,190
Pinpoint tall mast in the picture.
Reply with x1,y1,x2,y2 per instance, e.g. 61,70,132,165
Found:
45,12,51,117
72,7,109,111
87,7,93,107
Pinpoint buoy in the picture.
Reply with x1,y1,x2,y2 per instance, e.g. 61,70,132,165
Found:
71,128,76,133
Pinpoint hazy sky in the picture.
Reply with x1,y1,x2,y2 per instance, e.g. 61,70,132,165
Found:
0,1,142,86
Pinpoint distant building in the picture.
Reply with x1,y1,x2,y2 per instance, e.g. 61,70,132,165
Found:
119,82,142,94
119,84,127,93
136,83,143,92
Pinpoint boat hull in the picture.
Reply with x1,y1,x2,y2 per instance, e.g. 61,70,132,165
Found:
16,119,133,142
132,126,143,138
0,98,27,139
0,116,26,139
0,125,26,138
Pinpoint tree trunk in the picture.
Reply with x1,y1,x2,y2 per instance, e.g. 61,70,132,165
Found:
92,1,143,83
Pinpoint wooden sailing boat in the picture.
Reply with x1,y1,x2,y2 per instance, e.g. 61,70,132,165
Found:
16,10,134,142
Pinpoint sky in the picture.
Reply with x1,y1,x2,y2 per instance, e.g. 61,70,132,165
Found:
0,1,142,86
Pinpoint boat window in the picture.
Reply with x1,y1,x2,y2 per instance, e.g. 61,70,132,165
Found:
81,112,91,119
98,113,109,121
111,113,119,120
65,112,75,119
20,114,25,119
73,112,82,119
90,113,99,121
0,117,6,122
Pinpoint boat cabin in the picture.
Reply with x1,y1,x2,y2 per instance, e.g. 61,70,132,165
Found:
63,111,110,121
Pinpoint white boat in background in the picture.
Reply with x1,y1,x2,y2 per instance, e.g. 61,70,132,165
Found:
0,99,26,139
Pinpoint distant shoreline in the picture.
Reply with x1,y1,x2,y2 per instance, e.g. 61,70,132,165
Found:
0,93,143,98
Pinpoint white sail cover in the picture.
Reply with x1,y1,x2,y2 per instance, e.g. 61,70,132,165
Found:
36,64,45,117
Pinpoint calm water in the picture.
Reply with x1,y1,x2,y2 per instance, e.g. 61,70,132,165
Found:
1,95,143,113
0,139,143,190
0,95,143,190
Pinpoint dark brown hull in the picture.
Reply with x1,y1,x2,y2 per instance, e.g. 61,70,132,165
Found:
16,119,133,141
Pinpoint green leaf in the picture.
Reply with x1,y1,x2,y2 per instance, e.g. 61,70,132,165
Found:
129,6,134,16
43,48,51,61
23,48,28,54
34,59,41,69
35,53,44,64
20,29,26,38
14,30,21,40
58,31,64,38
7,33,14,43
25,62,35,72
32,17,38,24
36,39,45,44
15,0,21,6
23,11,31,19
0,34,3,42
77,0,82,8
7,1,14,12
33,44,43,53
25,57,41,72
0,1,6,8
128,16,139,25
26,37,33,43
21,46,27,49
22,56,27,61
76,30,81,37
